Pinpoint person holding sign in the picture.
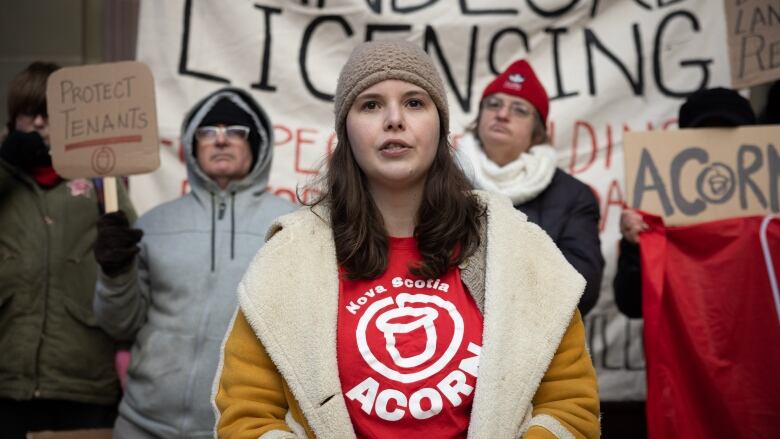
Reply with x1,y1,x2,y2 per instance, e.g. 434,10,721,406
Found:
0,62,136,438
454,60,604,316
92,88,295,439
614,87,758,318
214,40,599,439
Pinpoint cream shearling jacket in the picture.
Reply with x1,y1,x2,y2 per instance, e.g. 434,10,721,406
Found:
214,191,600,438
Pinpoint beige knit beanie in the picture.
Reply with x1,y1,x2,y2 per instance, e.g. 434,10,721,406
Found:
334,40,449,140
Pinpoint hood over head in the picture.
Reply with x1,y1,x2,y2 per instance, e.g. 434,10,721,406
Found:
181,87,273,194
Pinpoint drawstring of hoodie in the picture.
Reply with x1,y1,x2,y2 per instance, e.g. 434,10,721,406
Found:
210,193,216,272
230,192,236,260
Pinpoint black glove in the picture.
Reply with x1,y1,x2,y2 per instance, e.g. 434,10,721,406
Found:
94,211,144,277
0,130,51,170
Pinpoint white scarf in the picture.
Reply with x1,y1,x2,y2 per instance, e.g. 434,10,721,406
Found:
455,133,557,205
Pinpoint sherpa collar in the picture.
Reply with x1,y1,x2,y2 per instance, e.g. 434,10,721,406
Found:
238,191,584,438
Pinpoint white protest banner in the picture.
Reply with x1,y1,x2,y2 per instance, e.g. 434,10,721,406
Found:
134,0,734,401
725,0,780,88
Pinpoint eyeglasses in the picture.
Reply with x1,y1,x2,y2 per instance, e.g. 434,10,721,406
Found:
195,125,250,144
482,96,533,118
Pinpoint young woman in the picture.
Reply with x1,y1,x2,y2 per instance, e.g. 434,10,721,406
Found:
455,60,604,315
214,41,600,439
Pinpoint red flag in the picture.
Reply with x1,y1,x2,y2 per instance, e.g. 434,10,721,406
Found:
641,214,780,439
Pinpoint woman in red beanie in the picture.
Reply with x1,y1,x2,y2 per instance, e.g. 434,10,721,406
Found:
456,60,604,315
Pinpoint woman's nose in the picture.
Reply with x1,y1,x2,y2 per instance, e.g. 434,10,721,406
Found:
496,104,511,120
384,105,405,131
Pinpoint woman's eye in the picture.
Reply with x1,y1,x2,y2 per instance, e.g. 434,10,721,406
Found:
510,105,531,117
484,99,502,110
361,101,379,111
407,99,424,108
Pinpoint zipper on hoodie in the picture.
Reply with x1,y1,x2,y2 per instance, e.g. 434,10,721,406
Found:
210,194,215,272
230,193,235,260
211,195,228,272
218,200,226,220
183,194,229,434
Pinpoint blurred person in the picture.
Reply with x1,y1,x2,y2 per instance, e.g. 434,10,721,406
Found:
214,40,599,439
455,60,604,316
0,61,135,438
759,80,779,125
614,87,757,318
92,87,296,439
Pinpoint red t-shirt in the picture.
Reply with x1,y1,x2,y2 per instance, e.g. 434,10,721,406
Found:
338,237,484,439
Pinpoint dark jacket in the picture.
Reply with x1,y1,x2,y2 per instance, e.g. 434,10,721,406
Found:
613,238,642,318
0,160,135,404
516,169,604,315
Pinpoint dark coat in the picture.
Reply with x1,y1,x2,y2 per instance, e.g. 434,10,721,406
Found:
0,159,135,404
516,169,604,315
613,238,642,318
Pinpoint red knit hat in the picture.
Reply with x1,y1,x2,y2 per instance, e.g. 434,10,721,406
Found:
481,59,549,122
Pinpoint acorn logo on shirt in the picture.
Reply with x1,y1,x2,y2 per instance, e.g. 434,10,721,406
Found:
376,304,438,368
357,293,463,383
345,276,481,422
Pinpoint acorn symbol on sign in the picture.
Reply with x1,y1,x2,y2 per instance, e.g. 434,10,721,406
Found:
707,167,730,196
91,146,116,174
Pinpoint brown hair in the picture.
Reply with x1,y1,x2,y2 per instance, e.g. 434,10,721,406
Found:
468,101,549,148
306,129,485,280
6,61,60,132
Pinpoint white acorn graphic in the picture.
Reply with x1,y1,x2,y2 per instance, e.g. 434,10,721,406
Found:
376,306,439,368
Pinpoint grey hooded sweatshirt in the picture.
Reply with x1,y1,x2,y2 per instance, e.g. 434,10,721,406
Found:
94,88,296,438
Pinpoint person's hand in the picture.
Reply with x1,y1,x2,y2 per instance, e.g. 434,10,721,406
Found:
94,211,143,277
0,130,50,170
620,209,648,244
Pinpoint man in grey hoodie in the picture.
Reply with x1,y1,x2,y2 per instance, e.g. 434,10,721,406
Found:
93,88,296,438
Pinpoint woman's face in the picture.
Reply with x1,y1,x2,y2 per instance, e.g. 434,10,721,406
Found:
477,92,537,166
346,79,440,193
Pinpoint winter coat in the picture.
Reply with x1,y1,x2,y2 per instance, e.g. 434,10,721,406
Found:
613,238,642,318
516,169,604,315
214,191,601,438
94,88,296,438
0,161,135,404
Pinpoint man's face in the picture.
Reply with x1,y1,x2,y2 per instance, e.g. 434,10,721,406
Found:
195,124,253,188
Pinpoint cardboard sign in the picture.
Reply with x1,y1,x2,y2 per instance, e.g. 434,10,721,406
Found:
725,0,780,88
27,429,112,439
46,61,159,179
624,125,780,225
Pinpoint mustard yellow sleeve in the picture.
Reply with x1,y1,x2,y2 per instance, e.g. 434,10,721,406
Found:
215,310,294,439
525,310,600,439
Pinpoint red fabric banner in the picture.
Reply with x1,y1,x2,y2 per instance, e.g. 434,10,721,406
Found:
641,213,780,438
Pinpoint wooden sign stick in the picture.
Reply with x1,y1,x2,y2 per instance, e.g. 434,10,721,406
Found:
103,176,119,213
